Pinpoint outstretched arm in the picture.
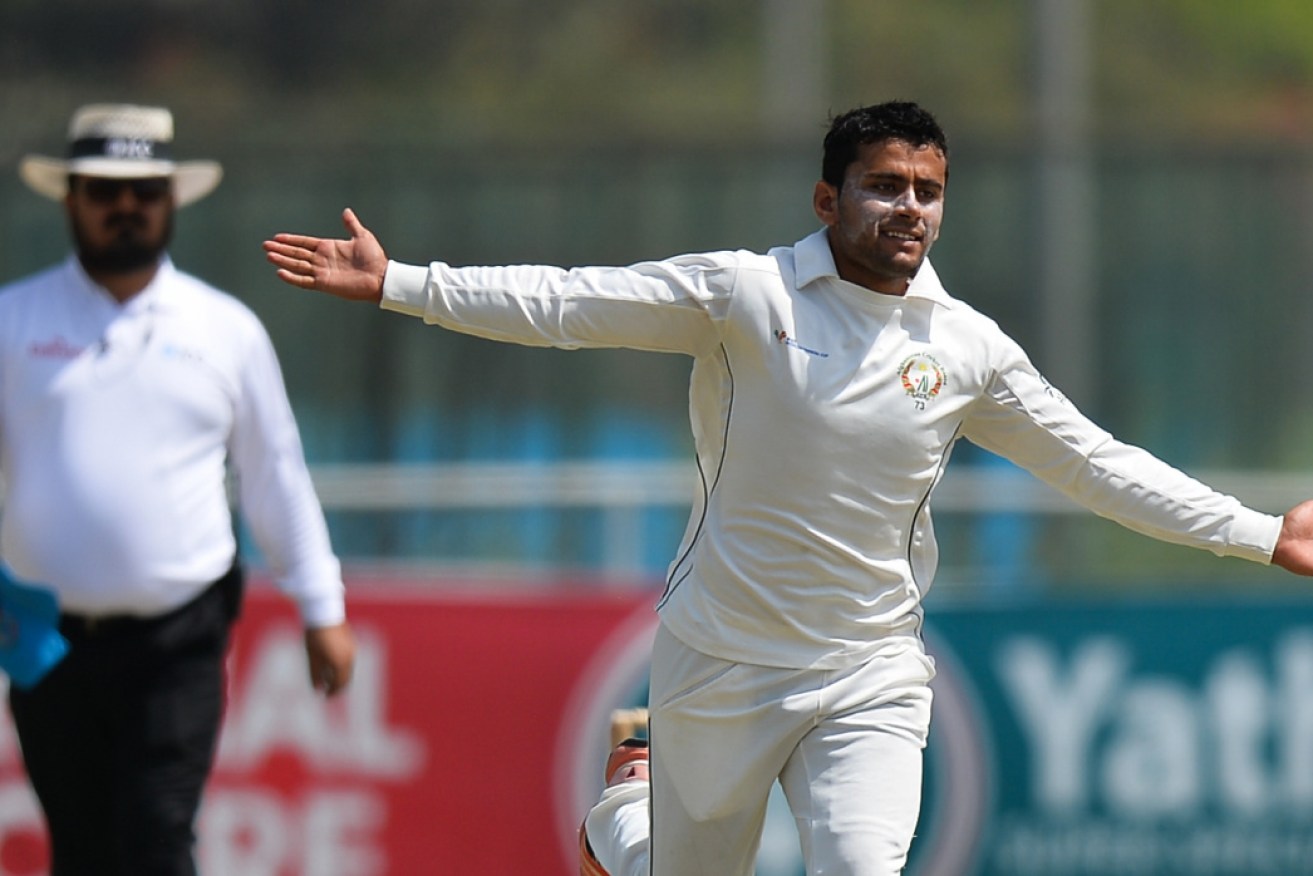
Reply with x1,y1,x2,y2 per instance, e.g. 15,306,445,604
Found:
263,208,389,303
1272,500,1313,575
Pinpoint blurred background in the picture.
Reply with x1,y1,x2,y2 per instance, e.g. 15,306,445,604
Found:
6,0,1313,588
3,1,1313,874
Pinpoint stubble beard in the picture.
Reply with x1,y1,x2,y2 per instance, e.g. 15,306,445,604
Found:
847,226,927,289
73,211,173,275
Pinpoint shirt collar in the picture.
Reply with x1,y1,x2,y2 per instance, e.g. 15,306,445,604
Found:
64,253,176,312
793,227,955,308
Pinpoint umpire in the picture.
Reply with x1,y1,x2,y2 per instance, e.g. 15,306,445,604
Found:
0,104,356,875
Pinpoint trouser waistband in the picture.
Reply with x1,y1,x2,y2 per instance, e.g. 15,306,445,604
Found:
59,563,244,639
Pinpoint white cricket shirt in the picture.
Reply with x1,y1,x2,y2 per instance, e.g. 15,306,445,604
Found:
381,229,1281,670
0,256,344,625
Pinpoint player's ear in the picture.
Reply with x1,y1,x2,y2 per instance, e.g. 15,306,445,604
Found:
813,180,839,227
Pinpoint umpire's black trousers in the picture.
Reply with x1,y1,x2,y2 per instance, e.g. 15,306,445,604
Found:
8,565,243,876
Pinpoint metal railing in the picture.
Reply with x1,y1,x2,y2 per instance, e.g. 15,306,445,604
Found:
306,462,1313,577
309,461,1311,514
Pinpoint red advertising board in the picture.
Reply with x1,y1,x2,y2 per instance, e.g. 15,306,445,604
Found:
0,573,661,876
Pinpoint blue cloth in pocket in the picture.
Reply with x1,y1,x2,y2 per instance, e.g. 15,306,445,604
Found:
0,566,69,689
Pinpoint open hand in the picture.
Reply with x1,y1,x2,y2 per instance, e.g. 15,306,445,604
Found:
263,208,389,302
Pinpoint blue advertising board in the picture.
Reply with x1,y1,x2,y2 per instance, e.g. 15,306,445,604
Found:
907,597,1313,876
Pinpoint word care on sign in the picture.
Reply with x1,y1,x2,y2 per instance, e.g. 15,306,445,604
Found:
0,576,656,876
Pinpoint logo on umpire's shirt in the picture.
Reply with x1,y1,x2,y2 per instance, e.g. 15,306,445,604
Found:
899,353,947,405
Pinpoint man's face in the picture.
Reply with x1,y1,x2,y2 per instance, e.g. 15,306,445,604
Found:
65,175,174,275
813,139,947,295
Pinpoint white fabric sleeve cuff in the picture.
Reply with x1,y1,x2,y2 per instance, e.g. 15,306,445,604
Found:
380,261,432,316
295,590,347,628
1226,509,1284,565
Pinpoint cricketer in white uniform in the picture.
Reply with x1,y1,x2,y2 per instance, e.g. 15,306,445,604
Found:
264,101,1313,876
4,103,355,875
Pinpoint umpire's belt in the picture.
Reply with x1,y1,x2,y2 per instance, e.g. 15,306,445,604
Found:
58,564,243,639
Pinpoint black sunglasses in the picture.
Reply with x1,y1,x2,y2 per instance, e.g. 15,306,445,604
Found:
77,177,172,205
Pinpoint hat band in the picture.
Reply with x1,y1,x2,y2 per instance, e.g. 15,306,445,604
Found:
68,137,174,162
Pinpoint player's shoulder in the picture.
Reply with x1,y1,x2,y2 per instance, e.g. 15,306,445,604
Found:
917,267,1009,336
0,262,67,309
661,246,774,273
735,249,788,282
165,267,265,331
921,278,1031,369
939,292,1006,332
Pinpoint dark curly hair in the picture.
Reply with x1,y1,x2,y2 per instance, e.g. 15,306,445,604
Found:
821,101,949,188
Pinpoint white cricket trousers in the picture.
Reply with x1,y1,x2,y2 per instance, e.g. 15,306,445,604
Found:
586,623,934,876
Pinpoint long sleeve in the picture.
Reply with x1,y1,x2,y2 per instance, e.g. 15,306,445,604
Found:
379,255,745,356
228,322,344,627
960,336,1281,563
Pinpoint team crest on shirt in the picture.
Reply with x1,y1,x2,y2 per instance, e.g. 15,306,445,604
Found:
899,353,947,405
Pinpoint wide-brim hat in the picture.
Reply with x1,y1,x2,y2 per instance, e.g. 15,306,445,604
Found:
19,103,222,208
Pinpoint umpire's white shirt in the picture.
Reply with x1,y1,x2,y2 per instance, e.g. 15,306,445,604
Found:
382,229,1281,671
0,256,344,625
